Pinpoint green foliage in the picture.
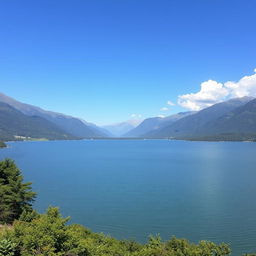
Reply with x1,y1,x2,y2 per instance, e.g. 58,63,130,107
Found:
1,207,232,256
18,209,39,223
0,159,36,224
132,236,231,256
0,142,6,148
0,238,17,256
10,207,70,256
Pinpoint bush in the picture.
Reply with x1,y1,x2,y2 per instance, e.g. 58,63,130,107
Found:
0,238,17,256
1,207,232,256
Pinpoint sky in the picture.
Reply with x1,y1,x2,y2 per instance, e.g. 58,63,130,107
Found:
0,0,256,125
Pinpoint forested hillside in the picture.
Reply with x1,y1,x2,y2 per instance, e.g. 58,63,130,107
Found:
0,93,108,139
0,102,76,141
143,97,256,141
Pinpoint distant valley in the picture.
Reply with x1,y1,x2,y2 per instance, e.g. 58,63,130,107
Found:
1,92,256,142
102,120,142,137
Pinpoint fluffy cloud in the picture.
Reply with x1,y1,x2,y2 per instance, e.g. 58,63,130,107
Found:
158,115,165,118
178,69,256,111
225,71,256,98
167,100,175,106
178,80,228,110
160,107,169,111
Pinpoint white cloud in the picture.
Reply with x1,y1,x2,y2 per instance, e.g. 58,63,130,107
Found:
178,80,228,111
167,100,175,106
178,69,256,111
224,71,256,98
160,107,169,111
158,115,165,118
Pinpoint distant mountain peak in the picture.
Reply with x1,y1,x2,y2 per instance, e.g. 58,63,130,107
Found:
102,119,143,137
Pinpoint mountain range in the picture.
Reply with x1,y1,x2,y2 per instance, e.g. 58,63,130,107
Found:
139,96,256,140
0,93,107,141
0,102,75,141
1,92,256,142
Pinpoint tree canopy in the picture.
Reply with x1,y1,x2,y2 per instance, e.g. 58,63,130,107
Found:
0,159,36,224
0,142,6,148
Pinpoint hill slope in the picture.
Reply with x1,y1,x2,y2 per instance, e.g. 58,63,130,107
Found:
0,102,75,141
125,112,194,137
193,98,256,140
0,93,107,138
145,97,254,139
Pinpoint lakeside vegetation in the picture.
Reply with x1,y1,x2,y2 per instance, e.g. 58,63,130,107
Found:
173,133,256,142
0,159,255,256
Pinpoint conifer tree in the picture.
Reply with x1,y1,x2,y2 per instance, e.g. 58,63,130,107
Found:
0,159,36,224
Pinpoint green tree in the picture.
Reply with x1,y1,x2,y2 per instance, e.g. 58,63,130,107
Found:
0,142,6,148
0,159,36,224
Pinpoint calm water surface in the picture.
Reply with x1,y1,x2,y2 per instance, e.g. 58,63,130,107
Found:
0,140,256,255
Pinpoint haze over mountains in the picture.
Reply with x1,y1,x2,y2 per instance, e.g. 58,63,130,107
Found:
124,111,195,137
103,120,143,137
1,92,256,141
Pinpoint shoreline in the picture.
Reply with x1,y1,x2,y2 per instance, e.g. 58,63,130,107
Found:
2,137,256,144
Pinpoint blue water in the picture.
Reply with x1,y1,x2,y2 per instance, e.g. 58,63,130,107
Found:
0,140,256,255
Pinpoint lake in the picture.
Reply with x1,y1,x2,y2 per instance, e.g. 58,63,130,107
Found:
0,140,256,255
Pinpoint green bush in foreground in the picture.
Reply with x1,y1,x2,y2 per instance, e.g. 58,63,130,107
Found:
0,207,231,256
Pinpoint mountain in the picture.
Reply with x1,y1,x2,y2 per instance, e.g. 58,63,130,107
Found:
81,120,112,137
102,120,142,137
0,93,107,138
144,96,254,138
0,102,75,141
193,98,256,140
125,112,195,137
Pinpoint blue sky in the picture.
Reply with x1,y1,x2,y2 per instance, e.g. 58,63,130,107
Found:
0,0,256,125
